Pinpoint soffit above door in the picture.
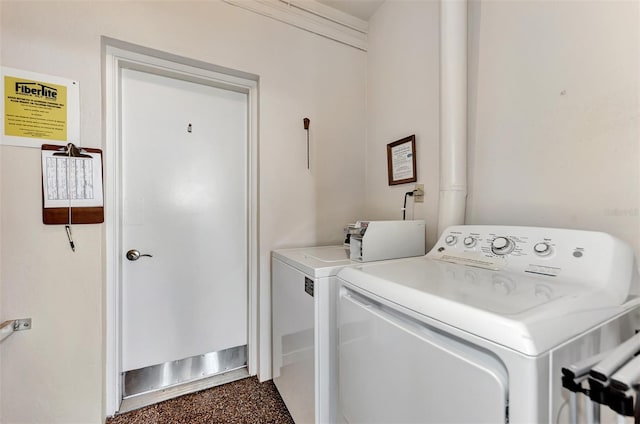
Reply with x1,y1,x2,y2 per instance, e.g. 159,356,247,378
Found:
316,0,384,22
223,0,373,51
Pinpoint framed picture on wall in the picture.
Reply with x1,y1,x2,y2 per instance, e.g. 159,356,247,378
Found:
387,134,417,185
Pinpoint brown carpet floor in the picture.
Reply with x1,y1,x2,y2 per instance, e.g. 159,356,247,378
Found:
106,377,295,424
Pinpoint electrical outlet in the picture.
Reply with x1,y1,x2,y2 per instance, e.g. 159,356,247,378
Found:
414,184,424,203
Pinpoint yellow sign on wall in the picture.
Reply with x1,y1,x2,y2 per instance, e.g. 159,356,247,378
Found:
1,67,78,148
4,75,67,141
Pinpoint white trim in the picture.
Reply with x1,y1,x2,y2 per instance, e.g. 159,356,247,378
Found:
247,64,260,380
103,39,259,417
223,0,368,51
283,0,369,33
103,48,121,416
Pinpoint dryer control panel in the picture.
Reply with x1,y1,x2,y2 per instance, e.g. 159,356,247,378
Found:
427,225,638,301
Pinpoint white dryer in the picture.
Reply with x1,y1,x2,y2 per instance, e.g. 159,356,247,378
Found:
272,221,426,424
337,225,640,423
272,246,352,424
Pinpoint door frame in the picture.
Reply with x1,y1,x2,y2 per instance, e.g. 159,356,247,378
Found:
103,38,259,416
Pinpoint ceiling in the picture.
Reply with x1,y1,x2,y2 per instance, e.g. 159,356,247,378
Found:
316,0,385,21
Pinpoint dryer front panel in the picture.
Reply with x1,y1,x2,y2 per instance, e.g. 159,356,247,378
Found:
272,258,315,424
338,285,509,424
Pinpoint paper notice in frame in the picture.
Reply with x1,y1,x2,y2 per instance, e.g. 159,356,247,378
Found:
1,67,80,148
387,134,417,185
391,143,413,180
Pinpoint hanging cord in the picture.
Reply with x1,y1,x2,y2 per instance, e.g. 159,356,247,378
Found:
65,147,75,252
402,190,418,220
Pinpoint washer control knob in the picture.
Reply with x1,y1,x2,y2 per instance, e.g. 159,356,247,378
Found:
445,235,457,246
534,242,552,256
463,237,476,248
491,237,515,255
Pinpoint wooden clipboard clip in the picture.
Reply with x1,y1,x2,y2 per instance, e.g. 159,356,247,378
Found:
52,142,92,158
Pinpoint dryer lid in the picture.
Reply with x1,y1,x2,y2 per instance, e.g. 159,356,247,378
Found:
272,245,354,278
338,257,639,356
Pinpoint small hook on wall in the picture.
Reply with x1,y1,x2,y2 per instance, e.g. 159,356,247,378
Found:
187,123,192,133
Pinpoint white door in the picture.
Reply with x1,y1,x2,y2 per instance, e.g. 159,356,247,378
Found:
120,68,248,374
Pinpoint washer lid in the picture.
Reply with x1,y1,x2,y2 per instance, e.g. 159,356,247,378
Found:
273,245,355,278
338,256,638,356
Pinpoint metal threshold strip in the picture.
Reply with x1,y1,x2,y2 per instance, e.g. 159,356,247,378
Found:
119,345,248,413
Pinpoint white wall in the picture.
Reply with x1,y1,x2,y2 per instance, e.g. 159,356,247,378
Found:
366,0,640,257
3,0,638,422
365,0,441,248
467,0,640,257
0,1,366,422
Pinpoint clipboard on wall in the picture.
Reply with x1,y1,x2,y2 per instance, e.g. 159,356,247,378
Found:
41,143,104,225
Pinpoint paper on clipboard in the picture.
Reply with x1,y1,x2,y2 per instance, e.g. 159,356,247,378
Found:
41,149,103,208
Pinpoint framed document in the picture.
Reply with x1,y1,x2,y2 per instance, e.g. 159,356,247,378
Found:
387,135,416,185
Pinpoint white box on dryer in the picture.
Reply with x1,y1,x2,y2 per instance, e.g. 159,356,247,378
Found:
349,220,425,262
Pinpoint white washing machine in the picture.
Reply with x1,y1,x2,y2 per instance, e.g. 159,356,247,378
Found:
272,246,351,424
337,225,640,424
272,229,426,424
272,221,426,424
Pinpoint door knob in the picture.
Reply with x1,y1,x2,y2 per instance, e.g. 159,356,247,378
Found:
126,249,153,261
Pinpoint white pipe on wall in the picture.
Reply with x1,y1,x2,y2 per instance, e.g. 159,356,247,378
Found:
438,0,468,236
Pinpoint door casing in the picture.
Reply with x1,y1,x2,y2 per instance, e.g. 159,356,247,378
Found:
103,38,259,417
